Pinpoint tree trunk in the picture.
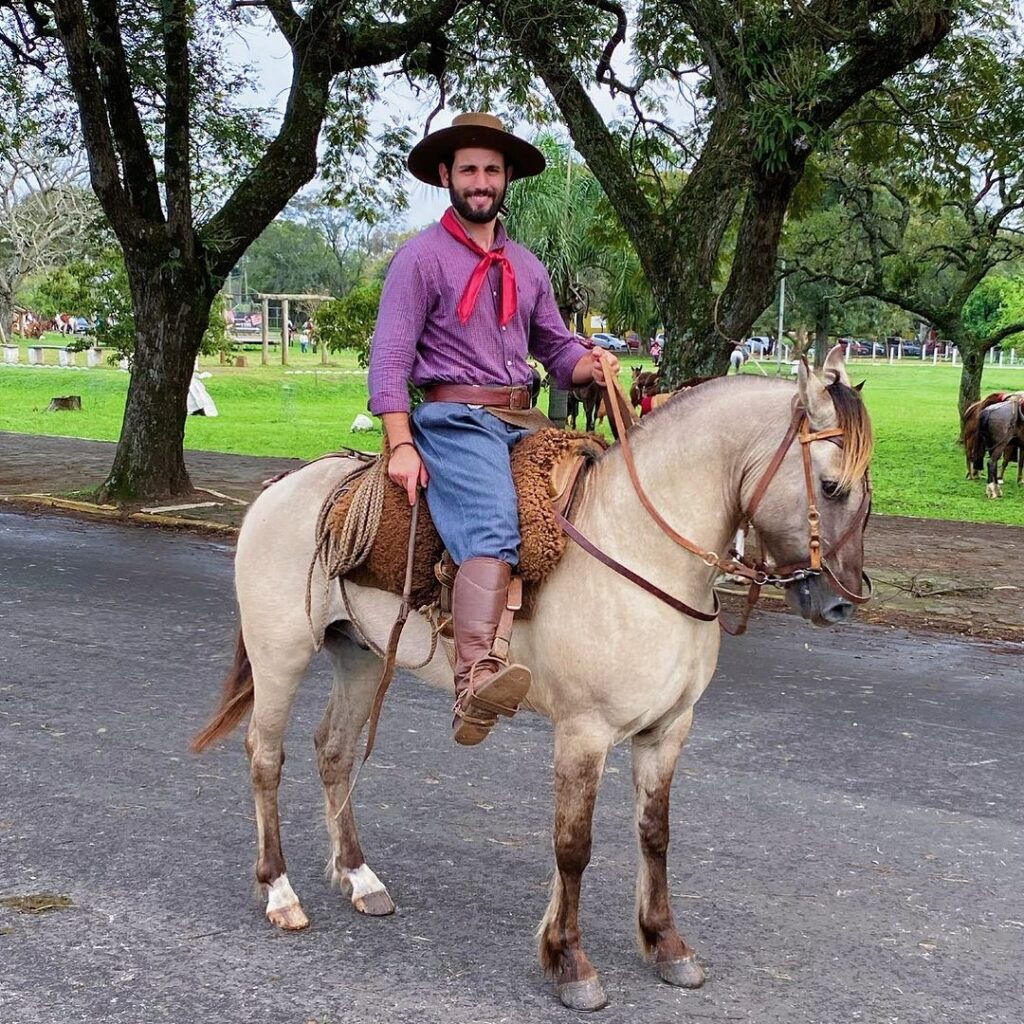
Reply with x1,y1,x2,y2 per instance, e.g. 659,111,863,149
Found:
957,342,986,420
0,281,14,342
814,298,830,370
99,264,215,502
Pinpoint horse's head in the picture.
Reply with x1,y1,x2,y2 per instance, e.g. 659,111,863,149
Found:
745,347,873,626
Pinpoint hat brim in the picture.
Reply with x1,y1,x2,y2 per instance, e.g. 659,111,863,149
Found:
408,124,546,187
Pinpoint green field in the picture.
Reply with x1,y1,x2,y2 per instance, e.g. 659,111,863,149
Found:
2,337,1023,524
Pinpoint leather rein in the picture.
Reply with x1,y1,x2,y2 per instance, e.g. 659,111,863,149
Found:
556,357,872,635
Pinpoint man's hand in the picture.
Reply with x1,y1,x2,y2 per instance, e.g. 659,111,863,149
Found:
590,348,620,386
388,443,429,505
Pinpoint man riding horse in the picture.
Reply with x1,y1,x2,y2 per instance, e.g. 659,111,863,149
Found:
367,112,619,746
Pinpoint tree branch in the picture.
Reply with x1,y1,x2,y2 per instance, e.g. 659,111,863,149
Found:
163,0,192,239
82,0,164,222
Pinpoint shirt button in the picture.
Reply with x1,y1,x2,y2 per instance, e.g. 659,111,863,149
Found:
501,326,507,332
507,360,512,366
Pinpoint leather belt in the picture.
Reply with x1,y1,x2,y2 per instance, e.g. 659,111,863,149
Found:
423,383,533,411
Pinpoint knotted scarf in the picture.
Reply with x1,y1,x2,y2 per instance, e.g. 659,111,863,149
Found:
440,207,517,327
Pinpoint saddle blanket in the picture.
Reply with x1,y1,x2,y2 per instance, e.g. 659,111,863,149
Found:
327,428,607,608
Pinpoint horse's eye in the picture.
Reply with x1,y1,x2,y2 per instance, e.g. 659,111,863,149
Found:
822,479,844,499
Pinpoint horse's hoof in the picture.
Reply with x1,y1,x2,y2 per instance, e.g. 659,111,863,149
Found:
267,903,310,931
353,889,395,916
556,977,607,1011
657,955,705,988
340,864,395,916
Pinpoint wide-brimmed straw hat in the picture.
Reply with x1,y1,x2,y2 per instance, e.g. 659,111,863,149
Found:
407,112,546,188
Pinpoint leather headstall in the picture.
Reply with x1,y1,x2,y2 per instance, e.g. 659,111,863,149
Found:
555,355,872,637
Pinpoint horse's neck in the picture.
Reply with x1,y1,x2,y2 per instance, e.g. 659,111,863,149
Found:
582,384,779,567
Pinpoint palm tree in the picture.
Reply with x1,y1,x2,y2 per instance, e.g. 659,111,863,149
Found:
505,135,605,330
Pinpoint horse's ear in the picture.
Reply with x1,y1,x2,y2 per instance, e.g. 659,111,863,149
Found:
822,344,851,387
798,359,835,427
854,380,865,392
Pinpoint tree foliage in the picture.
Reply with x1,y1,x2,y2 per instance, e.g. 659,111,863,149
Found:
316,279,384,366
781,18,1024,413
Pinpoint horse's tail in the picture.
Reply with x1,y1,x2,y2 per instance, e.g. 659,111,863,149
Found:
191,630,255,753
970,410,991,471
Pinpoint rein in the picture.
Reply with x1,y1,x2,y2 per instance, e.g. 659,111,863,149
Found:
557,354,871,634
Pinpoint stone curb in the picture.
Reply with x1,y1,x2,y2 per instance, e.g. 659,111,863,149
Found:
0,493,240,535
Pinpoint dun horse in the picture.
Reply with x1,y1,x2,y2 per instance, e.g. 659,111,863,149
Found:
193,349,873,1010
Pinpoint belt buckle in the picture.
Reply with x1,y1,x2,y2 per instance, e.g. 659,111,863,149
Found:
509,386,530,411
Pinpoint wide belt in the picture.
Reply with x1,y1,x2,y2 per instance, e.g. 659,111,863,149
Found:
423,383,533,411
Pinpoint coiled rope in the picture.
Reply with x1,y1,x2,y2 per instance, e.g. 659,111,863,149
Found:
306,457,389,649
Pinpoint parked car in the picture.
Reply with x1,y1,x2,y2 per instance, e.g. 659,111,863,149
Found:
898,341,923,357
841,338,881,356
748,335,773,356
590,332,628,351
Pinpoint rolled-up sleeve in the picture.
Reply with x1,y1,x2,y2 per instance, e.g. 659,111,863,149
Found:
367,246,429,415
527,276,590,390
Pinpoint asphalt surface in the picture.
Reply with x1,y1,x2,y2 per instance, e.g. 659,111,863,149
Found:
1,509,1021,1024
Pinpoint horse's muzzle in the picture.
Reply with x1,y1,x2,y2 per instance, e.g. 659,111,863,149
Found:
786,574,857,625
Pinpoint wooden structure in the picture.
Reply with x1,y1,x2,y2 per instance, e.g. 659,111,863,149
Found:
253,292,333,367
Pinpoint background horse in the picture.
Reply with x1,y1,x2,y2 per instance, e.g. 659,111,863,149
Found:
970,394,1024,497
571,380,603,431
193,349,872,1011
960,391,1022,479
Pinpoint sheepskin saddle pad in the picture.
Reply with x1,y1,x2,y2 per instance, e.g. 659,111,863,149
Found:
327,428,607,608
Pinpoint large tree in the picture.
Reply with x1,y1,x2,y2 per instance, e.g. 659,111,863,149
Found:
781,24,1024,415
457,0,961,383
0,0,459,499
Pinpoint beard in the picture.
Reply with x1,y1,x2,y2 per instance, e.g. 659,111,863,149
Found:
449,180,507,224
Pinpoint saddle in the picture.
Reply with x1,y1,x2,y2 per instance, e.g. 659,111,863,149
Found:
325,428,607,610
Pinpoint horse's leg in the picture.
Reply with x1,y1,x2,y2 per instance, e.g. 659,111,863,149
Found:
987,447,1003,498
538,727,610,1011
632,710,706,989
314,632,395,916
246,635,315,930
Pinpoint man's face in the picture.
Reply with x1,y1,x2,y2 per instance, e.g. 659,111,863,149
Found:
439,147,511,224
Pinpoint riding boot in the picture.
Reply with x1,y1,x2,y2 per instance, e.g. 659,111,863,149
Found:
451,557,532,746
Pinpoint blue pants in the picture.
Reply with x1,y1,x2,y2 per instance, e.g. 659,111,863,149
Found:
411,403,530,565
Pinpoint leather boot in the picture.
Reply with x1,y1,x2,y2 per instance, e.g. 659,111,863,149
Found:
451,557,532,746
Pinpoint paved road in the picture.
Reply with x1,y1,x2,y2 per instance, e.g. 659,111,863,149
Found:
1,510,1020,1024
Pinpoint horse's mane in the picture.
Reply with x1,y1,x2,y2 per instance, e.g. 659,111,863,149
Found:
630,372,872,490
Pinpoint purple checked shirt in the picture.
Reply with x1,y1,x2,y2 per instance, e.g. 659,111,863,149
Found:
367,217,590,414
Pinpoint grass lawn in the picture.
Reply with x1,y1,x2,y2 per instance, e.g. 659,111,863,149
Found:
2,336,1023,524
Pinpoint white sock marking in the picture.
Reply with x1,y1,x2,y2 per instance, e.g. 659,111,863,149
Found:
342,863,385,901
266,873,299,912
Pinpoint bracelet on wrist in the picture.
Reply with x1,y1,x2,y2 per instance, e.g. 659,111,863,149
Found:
391,441,415,454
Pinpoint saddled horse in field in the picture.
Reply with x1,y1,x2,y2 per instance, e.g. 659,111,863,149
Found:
969,394,1024,498
192,348,872,1011
960,391,1024,480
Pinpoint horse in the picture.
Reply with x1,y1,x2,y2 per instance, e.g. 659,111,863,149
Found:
192,347,873,1011
571,380,603,431
728,345,748,374
630,367,661,410
961,391,1024,481
969,395,1024,498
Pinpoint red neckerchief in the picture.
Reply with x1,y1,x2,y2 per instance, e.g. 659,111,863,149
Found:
440,207,517,327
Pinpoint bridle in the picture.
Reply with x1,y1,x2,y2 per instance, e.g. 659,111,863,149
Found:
556,360,872,635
